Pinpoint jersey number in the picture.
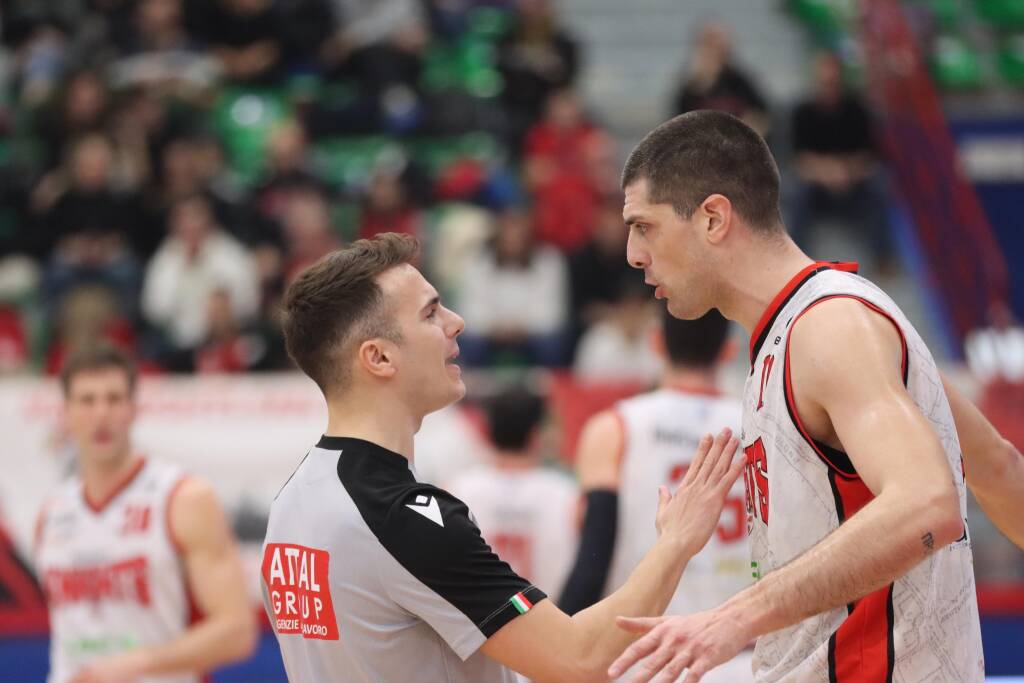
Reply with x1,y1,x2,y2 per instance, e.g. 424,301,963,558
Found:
743,438,769,525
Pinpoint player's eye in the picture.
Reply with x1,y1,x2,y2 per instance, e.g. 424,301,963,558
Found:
426,306,438,319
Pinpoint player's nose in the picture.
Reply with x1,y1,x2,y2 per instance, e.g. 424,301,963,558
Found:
626,231,649,269
445,307,465,338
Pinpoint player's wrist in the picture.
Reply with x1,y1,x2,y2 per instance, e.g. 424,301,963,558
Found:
719,586,771,643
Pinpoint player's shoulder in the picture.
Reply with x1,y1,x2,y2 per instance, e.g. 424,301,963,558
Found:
790,295,902,356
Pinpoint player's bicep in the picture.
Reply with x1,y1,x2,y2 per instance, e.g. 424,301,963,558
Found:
378,487,548,660
575,410,625,491
790,299,945,494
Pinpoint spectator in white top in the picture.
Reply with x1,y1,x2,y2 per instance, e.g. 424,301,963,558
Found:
142,194,259,359
458,207,569,367
574,275,663,383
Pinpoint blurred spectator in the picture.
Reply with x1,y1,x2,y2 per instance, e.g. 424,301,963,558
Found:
280,187,342,284
320,0,429,133
109,0,220,93
786,52,890,264
497,0,579,145
448,385,579,595
141,194,259,361
8,22,70,107
253,119,321,219
35,69,111,170
670,20,769,137
34,134,145,319
194,287,274,372
0,306,29,373
458,207,569,366
523,89,614,252
45,284,136,375
357,166,423,241
186,0,290,83
573,277,662,383
568,196,636,344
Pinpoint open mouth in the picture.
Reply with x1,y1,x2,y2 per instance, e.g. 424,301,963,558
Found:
445,348,460,364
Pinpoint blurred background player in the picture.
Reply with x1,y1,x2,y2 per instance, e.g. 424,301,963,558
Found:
448,384,579,598
560,308,752,682
35,346,256,683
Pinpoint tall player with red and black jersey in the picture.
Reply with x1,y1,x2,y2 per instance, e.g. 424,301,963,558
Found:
35,347,255,683
605,110,1022,683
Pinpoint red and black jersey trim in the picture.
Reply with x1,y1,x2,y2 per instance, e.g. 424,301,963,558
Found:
749,261,859,367
826,469,896,683
782,295,909,480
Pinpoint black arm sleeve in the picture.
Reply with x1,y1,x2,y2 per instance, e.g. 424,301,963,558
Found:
558,489,618,615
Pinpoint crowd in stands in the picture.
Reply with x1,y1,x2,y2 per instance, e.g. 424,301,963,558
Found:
0,0,890,377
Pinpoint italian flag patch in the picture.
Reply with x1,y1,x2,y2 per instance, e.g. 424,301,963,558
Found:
510,591,533,614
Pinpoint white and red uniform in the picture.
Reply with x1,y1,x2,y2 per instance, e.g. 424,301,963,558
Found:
743,262,983,682
607,386,752,682
35,459,203,683
448,465,579,597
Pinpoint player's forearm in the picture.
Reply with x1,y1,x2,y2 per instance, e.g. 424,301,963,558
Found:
137,610,257,675
566,535,692,676
969,438,1024,549
722,486,963,639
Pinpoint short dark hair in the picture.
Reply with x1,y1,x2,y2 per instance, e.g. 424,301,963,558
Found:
60,345,137,396
486,386,545,452
282,233,419,394
661,307,730,368
622,110,782,232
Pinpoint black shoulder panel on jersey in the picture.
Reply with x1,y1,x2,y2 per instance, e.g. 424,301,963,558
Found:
333,436,546,637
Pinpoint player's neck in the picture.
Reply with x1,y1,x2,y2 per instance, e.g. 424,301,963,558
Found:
718,236,814,334
492,450,538,471
659,366,719,395
80,449,142,504
324,394,418,461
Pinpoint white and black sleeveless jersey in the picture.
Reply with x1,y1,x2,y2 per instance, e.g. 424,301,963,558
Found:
743,262,983,682
606,387,753,683
35,459,201,683
261,436,546,683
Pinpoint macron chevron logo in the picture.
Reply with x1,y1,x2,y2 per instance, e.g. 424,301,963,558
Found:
406,495,444,527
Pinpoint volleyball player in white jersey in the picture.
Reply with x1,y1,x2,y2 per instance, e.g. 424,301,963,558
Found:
35,347,255,683
561,308,751,682
604,110,1015,682
448,385,579,596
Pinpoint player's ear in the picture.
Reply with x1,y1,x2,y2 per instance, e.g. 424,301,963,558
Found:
701,194,732,245
357,338,398,380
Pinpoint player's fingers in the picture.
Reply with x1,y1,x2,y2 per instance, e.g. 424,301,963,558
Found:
650,650,694,683
608,627,663,677
627,643,677,683
697,428,732,483
709,437,739,483
656,485,671,517
681,659,708,683
720,449,746,492
616,615,667,634
679,434,713,488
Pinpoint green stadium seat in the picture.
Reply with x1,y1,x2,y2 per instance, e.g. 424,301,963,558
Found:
787,0,855,38
421,36,504,98
929,34,986,89
311,136,402,189
213,88,291,186
918,0,969,30
407,133,502,178
976,0,1024,29
996,33,1024,84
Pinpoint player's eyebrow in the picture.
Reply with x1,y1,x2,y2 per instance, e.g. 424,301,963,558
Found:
420,295,440,313
624,214,643,228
